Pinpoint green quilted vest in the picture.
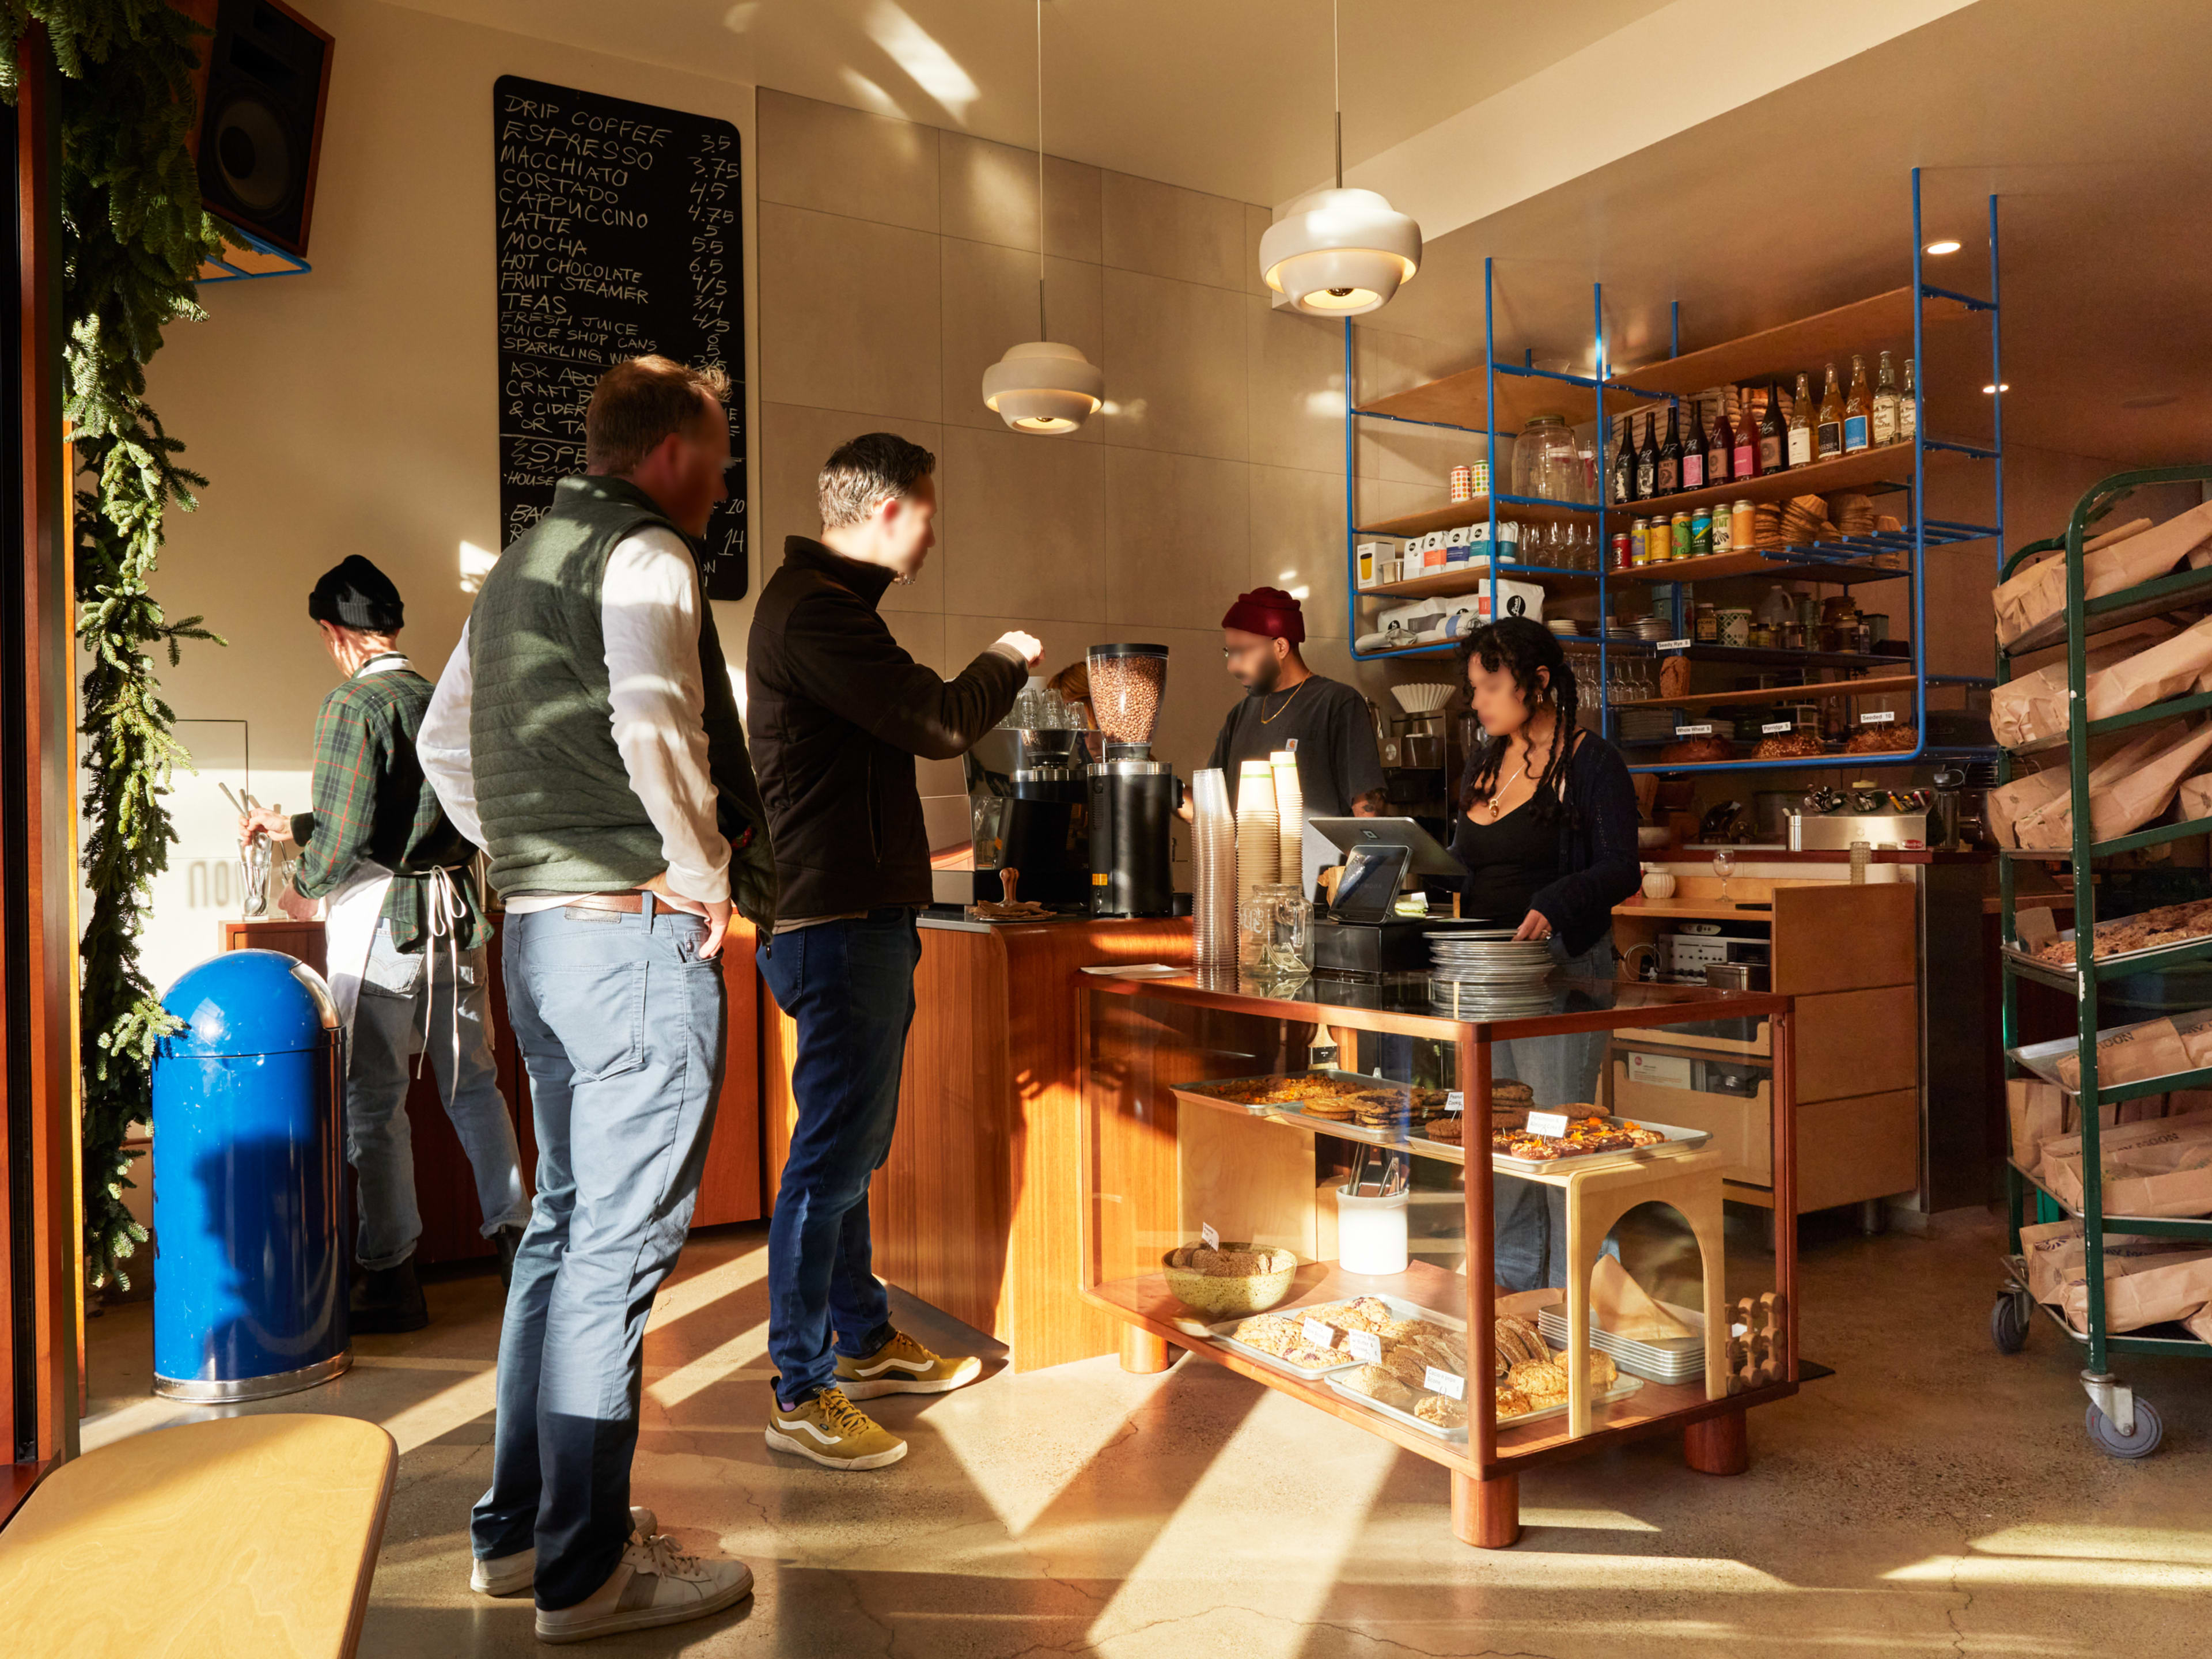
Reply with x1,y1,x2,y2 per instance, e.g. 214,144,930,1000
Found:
468,475,778,930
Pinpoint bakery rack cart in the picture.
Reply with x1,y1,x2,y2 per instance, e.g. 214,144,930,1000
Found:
1993,461,2212,1459
1077,971,1800,1546
1342,168,2002,778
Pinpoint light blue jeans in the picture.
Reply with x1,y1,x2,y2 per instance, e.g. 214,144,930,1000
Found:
1491,930,1616,1292
347,920,527,1270
472,901,726,1611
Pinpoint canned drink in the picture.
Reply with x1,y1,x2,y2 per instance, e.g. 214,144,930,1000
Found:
1449,464,1475,503
1611,529,1631,571
1690,507,1713,559
1711,505,1734,554
1671,510,1691,560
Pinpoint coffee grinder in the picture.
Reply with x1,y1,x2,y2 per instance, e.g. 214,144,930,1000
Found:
1086,643,1175,916
959,681,1092,905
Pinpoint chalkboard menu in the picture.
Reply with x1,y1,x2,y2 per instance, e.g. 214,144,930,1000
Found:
493,75,748,599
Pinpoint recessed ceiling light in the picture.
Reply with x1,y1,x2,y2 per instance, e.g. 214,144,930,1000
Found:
1924,240,1961,256
1982,383,2010,394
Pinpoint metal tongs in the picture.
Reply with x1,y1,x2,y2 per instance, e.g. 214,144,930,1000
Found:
222,782,274,918
1350,1145,1408,1199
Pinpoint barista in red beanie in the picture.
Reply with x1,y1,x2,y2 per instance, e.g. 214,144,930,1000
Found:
1183,588,1385,884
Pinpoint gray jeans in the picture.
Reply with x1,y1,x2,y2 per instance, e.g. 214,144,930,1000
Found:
347,920,528,1270
1491,930,1615,1292
472,901,727,1611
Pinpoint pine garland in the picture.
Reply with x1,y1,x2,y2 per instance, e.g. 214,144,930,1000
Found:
3,3,226,1288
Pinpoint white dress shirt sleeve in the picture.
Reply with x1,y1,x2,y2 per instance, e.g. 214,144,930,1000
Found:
603,529,732,906
418,619,483,847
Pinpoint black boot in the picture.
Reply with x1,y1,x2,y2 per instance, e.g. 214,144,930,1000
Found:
494,1224,526,1290
350,1255,430,1334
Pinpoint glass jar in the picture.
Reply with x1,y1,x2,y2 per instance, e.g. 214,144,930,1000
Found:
1514,413,1580,502
1238,882,1312,979
1695,603,1718,642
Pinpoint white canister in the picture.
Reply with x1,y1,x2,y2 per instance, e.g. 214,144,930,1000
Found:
1335,1183,1410,1275
1640,866,1677,899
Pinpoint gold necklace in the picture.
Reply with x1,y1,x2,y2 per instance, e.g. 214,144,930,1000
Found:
1484,757,1529,820
1258,678,1308,724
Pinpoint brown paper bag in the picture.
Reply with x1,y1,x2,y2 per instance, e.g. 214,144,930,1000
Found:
2019,1219,2201,1307
2085,614,2212,725
2054,1014,2192,1094
2040,1116,2212,1218
2063,1250,2212,1334
1588,1254,1694,1341
2008,1078,2117,1174
1993,503,2212,647
1984,725,2177,848
2012,721,2212,850
2179,772,2212,824
1992,632,2170,750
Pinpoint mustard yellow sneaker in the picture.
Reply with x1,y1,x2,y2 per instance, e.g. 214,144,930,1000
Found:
764,1386,908,1471
835,1329,984,1399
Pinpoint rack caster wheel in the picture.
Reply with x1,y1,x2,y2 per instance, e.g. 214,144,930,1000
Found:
2085,1398,2162,1459
1990,1290,2031,1355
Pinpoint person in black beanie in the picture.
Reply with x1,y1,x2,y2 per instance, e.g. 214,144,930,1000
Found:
238,555,528,1331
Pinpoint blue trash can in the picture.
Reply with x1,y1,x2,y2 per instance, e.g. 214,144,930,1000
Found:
153,949,347,1402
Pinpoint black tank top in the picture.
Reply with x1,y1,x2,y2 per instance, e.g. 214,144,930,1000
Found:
1454,786,1560,926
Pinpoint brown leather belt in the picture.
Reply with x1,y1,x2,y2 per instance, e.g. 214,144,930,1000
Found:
564,892,647,913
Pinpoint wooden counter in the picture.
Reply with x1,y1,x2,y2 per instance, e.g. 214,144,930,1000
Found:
763,914,1192,1372
222,915,763,1266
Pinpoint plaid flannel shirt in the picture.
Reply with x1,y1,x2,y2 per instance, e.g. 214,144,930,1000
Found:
289,657,489,952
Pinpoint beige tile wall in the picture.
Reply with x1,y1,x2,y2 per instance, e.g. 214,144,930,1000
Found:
755,88,1445,793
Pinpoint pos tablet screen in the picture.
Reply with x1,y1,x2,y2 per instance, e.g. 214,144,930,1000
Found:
1331,844,1411,921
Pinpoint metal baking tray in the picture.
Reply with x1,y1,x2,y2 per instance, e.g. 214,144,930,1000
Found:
1489,1115,1712,1175
1324,1349,1647,1441
1536,1302,1707,1384
2002,925,2212,986
1205,1291,1464,1382
1169,1069,1446,1122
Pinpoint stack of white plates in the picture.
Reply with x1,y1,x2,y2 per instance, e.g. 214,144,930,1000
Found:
1191,768,1237,971
1429,980,1558,1016
1535,1304,1706,1384
1234,760,1281,967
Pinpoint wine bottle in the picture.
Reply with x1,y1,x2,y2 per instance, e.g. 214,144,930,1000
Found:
1758,383,1786,475
1657,403,1683,495
1899,357,1918,441
1871,350,1900,446
1636,411,1658,498
1734,389,1761,479
1815,362,1844,460
1843,354,1871,454
1682,400,1706,491
1786,373,1814,468
1709,404,1734,487
1611,415,1638,503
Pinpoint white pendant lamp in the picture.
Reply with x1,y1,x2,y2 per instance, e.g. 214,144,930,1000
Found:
1259,2,1421,317
982,2,1102,434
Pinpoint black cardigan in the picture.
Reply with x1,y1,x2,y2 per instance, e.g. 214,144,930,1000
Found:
1449,729,1642,956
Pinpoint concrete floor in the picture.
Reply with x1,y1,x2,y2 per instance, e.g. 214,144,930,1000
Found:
81,1210,2212,1658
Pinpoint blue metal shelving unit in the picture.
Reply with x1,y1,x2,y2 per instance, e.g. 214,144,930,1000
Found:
1342,168,2003,777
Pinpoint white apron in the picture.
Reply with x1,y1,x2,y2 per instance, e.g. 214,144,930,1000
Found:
321,652,412,1033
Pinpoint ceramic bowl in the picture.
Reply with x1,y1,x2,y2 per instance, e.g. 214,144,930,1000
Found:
1641,869,1678,899
1161,1244,1298,1318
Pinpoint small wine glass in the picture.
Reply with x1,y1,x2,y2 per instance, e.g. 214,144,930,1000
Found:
1713,846,1738,901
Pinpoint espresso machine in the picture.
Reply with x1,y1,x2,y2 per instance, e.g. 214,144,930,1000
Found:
1086,643,1176,917
959,680,1093,906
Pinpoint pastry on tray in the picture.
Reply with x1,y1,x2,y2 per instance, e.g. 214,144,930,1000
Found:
1493,1316,1548,1372
1424,1114,1464,1143
1342,1363,1419,1411
1414,1393,1467,1429
1225,1314,1339,1369
2033,897,2212,965
1494,1385,1533,1420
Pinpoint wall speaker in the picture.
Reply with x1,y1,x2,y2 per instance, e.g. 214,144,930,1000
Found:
189,0,335,257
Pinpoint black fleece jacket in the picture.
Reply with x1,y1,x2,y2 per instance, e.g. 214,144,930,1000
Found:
747,536,1024,920
1449,728,1641,957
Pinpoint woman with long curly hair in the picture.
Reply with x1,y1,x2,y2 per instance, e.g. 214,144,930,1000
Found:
1450,616,1641,1290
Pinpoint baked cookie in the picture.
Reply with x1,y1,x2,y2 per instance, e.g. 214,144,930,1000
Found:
1343,1363,1418,1411
1414,1393,1468,1429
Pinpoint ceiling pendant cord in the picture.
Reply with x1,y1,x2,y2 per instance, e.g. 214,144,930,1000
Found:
1036,0,1047,340
1332,0,1342,189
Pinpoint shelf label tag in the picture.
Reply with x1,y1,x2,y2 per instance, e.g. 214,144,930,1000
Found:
1656,638,1693,652
1445,1090,1464,1114
1526,1109,1570,1138
1347,1331,1383,1364
1762,721,1794,734
1301,1317,1337,1350
1424,1366,1467,1400
1862,710,1896,725
1200,1222,1220,1251
1675,723,1714,737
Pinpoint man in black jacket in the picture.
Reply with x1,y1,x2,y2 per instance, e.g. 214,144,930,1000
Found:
748,432,1039,1470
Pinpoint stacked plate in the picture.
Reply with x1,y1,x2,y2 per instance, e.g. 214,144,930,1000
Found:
1425,930,1557,1014
1535,1304,1706,1384
1191,768,1237,971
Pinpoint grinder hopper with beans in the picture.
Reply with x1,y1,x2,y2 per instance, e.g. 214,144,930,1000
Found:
1086,643,1177,917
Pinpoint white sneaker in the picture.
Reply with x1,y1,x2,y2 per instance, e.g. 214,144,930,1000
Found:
470,1506,657,1597
534,1533,754,1645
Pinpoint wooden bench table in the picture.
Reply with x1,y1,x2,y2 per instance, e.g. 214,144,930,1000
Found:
0,1414,396,1657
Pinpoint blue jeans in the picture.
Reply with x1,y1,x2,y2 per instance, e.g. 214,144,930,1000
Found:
471,902,726,1611
756,908,919,1407
1493,930,1616,1292
347,920,527,1270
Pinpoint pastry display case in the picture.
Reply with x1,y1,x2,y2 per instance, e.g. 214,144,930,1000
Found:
1078,969,1800,1547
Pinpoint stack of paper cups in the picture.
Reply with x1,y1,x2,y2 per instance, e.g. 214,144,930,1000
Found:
1270,750,1303,897
1190,768,1237,969
1236,760,1280,966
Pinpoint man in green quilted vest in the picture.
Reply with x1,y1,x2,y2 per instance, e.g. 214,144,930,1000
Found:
418,355,764,1641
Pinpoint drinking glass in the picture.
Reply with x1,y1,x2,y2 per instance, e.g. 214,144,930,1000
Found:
1712,846,1738,900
